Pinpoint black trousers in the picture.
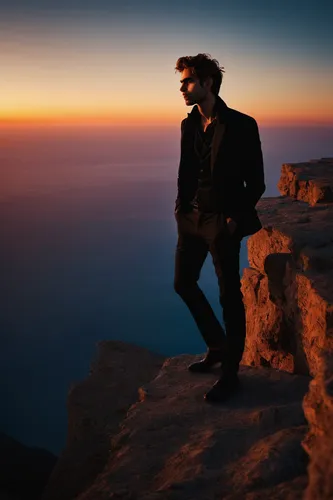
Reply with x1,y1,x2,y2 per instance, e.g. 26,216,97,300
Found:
174,209,246,375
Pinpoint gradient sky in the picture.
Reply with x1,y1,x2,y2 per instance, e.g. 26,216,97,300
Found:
1,0,332,125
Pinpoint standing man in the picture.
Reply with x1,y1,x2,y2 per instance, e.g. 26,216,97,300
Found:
174,54,265,403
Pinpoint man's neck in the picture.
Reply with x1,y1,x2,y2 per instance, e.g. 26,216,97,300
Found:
197,94,217,124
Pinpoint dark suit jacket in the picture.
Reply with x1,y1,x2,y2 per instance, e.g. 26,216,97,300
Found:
175,96,266,237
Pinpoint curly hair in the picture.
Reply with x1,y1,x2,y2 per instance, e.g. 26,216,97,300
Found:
175,53,225,95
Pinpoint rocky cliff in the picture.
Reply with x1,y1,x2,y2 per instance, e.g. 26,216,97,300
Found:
242,158,333,499
42,158,333,499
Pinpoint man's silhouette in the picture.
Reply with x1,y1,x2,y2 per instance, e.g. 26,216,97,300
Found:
174,54,265,403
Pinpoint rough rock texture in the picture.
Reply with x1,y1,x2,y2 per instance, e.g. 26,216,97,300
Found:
241,196,333,376
76,357,309,500
0,432,57,500
41,344,311,500
278,158,333,205
302,368,333,500
42,341,165,500
241,158,333,499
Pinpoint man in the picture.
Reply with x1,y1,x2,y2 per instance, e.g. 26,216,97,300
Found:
174,53,265,403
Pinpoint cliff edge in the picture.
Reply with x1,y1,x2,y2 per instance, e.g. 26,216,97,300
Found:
42,158,333,500
43,344,309,500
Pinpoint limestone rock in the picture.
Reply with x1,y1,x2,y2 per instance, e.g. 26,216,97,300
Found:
76,357,309,500
42,341,165,500
278,158,333,205
302,347,333,500
242,197,333,377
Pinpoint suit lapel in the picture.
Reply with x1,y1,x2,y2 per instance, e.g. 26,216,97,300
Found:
210,118,226,172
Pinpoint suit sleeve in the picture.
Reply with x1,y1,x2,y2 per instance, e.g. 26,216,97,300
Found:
175,119,187,211
243,118,266,209
227,118,265,225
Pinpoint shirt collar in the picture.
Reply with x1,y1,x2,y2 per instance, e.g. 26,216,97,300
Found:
187,95,228,123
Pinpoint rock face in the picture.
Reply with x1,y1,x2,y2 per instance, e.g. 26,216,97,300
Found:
241,196,333,376
278,158,333,206
241,158,333,499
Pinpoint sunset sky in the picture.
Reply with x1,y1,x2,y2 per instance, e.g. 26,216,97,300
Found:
1,0,332,126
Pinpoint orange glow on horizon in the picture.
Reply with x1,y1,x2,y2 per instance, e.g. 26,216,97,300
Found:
1,110,332,128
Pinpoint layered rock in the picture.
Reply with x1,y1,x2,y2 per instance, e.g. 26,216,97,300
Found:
241,158,333,499
278,158,333,206
42,341,165,500
241,196,333,376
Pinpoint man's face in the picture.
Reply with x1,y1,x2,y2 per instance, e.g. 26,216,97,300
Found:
179,68,209,106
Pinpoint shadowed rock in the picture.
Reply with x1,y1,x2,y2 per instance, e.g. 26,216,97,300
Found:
41,341,165,500
77,357,309,500
0,433,57,500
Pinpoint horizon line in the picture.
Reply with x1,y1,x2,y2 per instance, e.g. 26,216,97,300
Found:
1,117,333,128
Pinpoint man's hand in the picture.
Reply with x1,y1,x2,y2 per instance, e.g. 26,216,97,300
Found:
226,217,237,235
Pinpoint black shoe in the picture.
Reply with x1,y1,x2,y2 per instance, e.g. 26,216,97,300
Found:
188,349,223,373
204,373,240,403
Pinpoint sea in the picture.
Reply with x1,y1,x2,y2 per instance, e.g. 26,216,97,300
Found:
0,123,332,454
